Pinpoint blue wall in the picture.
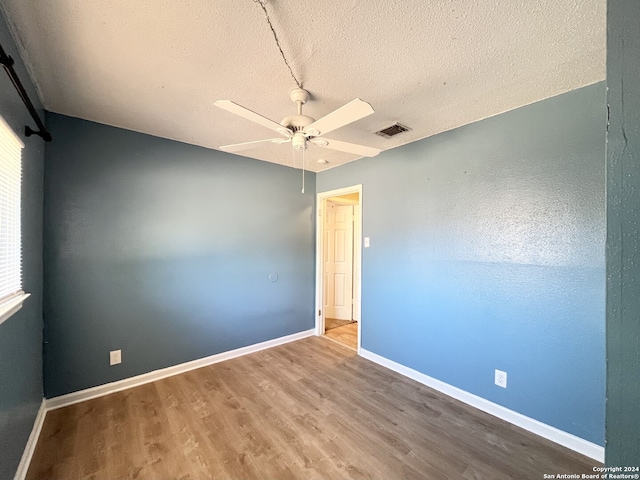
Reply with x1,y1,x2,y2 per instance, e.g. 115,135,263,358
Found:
0,9,45,479
318,83,606,445
43,113,315,398
605,0,640,465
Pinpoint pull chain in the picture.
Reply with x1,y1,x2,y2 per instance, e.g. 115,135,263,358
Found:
291,143,296,169
302,147,305,193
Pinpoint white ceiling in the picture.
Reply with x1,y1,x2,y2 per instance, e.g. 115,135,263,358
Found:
1,0,605,172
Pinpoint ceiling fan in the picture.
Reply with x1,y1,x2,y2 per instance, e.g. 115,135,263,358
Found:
214,88,381,159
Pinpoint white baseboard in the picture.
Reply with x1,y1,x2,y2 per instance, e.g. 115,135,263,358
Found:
359,348,604,463
45,329,315,411
14,400,46,480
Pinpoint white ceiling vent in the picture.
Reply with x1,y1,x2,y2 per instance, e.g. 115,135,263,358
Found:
375,123,412,139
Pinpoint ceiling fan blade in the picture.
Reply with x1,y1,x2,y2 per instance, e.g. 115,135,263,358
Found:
220,138,290,153
314,137,380,157
305,99,374,136
215,100,292,135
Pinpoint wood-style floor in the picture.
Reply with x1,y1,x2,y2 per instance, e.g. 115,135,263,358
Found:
324,322,358,350
324,318,354,330
27,337,598,479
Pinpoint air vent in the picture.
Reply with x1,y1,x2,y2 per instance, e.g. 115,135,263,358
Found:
375,123,412,139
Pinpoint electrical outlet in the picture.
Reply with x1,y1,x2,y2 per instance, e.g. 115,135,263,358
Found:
110,349,122,366
495,369,507,388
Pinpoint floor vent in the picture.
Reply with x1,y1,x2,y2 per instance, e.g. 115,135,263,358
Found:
375,123,412,138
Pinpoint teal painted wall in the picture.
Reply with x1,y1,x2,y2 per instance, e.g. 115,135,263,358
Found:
605,0,640,466
0,9,45,479
43,114,315,398
318,83,606,444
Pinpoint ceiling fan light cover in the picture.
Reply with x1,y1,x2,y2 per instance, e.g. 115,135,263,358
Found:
292,134,307,150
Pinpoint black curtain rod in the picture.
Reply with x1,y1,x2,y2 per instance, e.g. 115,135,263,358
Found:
0,41,51,142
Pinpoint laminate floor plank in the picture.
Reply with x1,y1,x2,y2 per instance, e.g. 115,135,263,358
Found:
27,336,599,479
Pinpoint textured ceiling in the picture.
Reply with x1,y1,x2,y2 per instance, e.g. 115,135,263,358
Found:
1,0,605,172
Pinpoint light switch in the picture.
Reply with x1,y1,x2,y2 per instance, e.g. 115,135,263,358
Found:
364,237,370,248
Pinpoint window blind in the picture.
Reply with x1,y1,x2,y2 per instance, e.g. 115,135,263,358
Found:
0,115,24,303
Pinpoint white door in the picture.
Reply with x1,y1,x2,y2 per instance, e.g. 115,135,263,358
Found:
324,204,354,320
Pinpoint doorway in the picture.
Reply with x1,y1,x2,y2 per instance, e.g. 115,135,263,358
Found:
316,185,362,352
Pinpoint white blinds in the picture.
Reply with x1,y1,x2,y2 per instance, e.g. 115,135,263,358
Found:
0,115,24,303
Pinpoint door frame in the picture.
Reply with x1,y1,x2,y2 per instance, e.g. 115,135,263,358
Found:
315,184,363,353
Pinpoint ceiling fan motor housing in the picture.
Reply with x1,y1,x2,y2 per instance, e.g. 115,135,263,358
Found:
280,114,314,132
